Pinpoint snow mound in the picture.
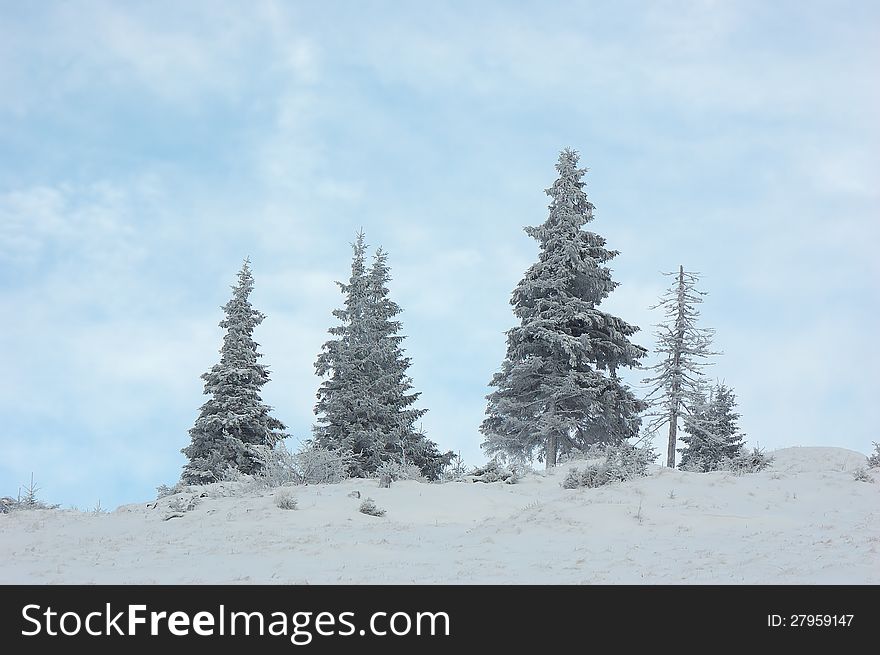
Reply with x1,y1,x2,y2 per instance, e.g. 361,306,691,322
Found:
768,446,868,473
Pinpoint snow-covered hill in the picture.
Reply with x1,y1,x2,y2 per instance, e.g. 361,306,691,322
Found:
1,447,877,584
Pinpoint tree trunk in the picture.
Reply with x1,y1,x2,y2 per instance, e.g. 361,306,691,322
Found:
546,432,557,469
666,408,678,468
667,265,686,468
546,400,557,469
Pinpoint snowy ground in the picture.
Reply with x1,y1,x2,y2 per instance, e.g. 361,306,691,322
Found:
1,447,877,584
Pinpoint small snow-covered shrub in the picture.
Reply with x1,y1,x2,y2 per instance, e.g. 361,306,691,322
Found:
275,489,298,509
218,464,255,483
156,482,188,499
562,442,657,489
294,445,352,485
358,497,386,517
469,460,521,484
852,468,874,483
681,447,773,475
168,495,200,513
867,442,880,469
249,442,352,486
728,447,773,474
605,442,659,480
5,475,59,511
563,465,606,489
251,442,298,487
375,460,424,483
440,453,468,482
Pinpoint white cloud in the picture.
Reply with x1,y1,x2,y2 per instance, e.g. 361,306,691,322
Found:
0,182,146,267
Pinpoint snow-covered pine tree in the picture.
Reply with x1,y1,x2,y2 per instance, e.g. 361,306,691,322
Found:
678,382,746,471
314,236,451,479
642,266,718,468
481,148,647,468
182,259,287,483
313,231,372,473
364,248,452,480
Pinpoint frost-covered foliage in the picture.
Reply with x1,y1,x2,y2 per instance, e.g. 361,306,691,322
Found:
181,259,287,484
679,448,773,475
481,149,647,469
852,468,874,483
867,442,880,469
291,444,352,485
167,494,201,513
678,384,747,472
156,482,188,499
358,497,386,517
275,489,298,509
2,475,59,512
729,447,773,474
642,267,719,468
313,232,452,480
249,442,299,487
558,444,606,463
561,442,658,489
374,460,425,483
469,460,521,484
440,453,469,482
250,442,351,486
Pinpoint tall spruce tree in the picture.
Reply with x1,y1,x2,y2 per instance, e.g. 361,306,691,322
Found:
481,148,647,468
314,234,450,479
313,231,371,470
364,248,451,479
182,259,286,483
642,266,718,468
678,382,745,471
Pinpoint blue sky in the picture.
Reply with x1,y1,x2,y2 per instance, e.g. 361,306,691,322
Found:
1,1,877,509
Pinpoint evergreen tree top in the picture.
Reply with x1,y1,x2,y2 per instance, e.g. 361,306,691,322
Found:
219,258,265,337
330,231,369,336
516,148,623,314
367,248,403,331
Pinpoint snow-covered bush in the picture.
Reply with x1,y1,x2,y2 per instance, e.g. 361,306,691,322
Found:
562,442,657,489
728,447,773,474
250,442,298,487
294,445,352,485
358,497,386,517
563,465,607,489
167,494,201,513
248,442,351,487
4,475,59,511
680,447,773,475
275,489,298,509
469,460,521,484
374,460,424,483
156,482,188,499
867,442,880,469
606,442,659,480
852,468,874,483
440,452,468,482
